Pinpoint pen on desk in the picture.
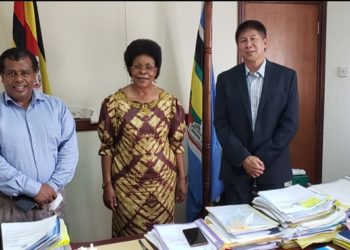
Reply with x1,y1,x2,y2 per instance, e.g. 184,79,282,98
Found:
138,239,148,250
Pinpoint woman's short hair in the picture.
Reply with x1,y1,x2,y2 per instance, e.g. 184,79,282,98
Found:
124,39,162,78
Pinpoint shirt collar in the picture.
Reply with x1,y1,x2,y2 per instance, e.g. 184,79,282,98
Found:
245,59,266,78
4,89,45,106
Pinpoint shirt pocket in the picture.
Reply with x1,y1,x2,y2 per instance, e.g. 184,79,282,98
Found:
46,125,61,150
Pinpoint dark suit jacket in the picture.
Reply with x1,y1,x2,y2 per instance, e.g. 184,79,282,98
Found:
214,60,298,186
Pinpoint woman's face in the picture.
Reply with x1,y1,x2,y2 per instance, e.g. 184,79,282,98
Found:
130,54,158,88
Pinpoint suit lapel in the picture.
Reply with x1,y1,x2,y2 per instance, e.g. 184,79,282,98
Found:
256,60,273,123
236,64,253,129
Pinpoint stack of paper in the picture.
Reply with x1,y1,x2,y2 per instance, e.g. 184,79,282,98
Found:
252,184,349,249
144,218,223,250
204,204,282,249
206,204,279,235
253,184,335,226
333,230,350,249
279,207,348,249
308,177,350,207
294,231,338,249
1,215,70,250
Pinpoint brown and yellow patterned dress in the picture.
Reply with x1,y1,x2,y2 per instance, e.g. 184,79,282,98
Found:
98,89,186,237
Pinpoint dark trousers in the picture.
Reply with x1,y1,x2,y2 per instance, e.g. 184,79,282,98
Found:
0,191,65,223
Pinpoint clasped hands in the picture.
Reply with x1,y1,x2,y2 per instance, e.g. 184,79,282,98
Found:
33,183,57,207
242,155,265,178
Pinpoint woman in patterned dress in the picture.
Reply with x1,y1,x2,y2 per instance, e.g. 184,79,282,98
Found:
97,39,187,237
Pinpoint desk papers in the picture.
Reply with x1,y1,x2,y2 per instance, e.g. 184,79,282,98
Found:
204,205,282,249
253,184,335,225
1,214,68,250
144,218,223,250
333,229,350,249
308,177,350,207
205,204,279,235
251,183,350,249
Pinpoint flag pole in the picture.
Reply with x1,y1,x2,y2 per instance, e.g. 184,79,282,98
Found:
201,1,212,215
13,1,51,94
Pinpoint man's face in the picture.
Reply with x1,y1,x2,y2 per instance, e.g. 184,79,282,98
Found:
1,57,36,107
237,28,267,65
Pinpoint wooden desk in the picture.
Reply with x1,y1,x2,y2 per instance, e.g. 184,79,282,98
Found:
70,235,344,250
70,235,144,249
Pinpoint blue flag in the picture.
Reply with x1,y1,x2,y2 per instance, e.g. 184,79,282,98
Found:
186,4,223,222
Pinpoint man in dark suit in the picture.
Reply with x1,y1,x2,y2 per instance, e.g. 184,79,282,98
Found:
214,20,299,204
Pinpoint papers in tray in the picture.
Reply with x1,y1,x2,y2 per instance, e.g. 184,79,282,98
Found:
144,218,223,250
68,106,98,124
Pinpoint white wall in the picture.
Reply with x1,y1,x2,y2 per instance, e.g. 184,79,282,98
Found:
0,1,236,243
1,1,349,244
323,2,350,182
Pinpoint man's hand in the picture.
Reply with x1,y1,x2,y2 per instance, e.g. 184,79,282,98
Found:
242,155,265,178
34,183,57,205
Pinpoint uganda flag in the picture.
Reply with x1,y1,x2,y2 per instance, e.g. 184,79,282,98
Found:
13,1,51,94
186,4,223,222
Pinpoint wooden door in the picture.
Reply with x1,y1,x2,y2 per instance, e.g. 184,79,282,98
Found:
239,2,326,184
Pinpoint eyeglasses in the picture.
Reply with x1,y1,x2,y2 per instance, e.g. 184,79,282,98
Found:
4,70,34,78
131,64,156,72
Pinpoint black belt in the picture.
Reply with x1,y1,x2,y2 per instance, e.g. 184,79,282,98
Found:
0,192,12,199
